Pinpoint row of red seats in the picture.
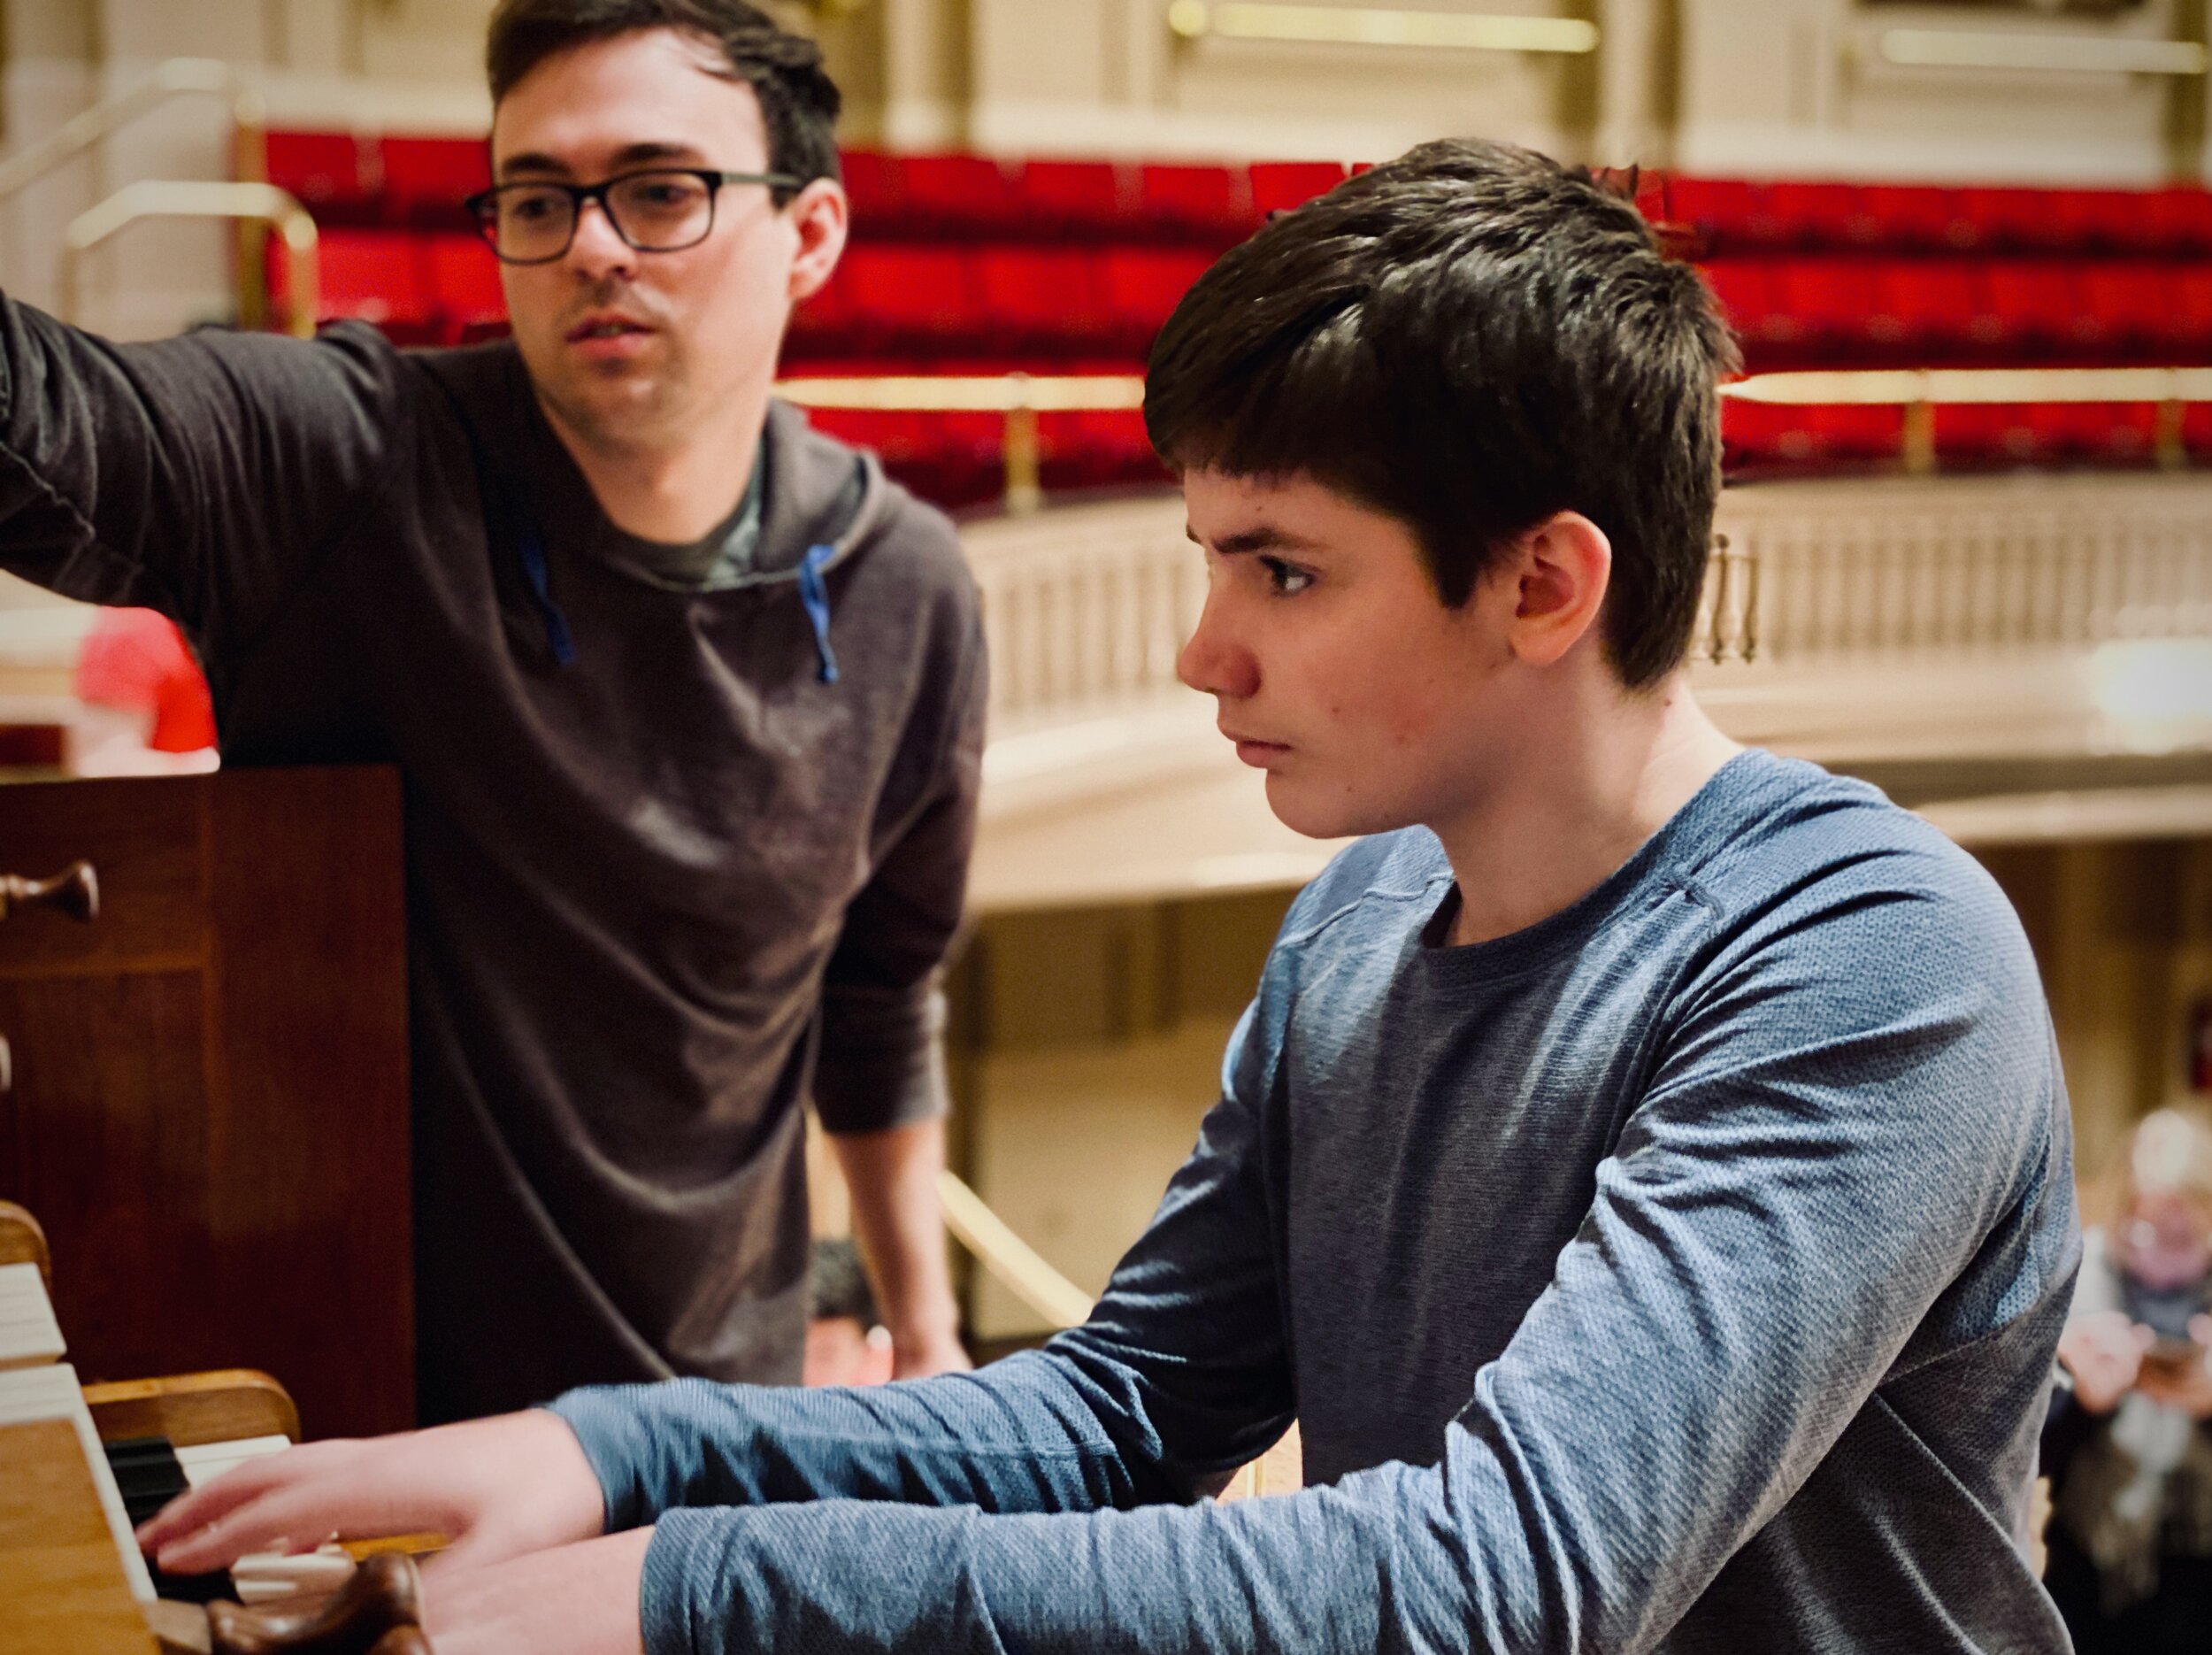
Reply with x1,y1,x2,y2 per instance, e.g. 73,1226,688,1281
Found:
787,244,1216,360
264,130,1345,243
274,235,1211,361
797,399,2197,507
1707,258,2212,367
799,406,1164,509
1665,178,2212,259
287,234,2197,373
1724,400,2199,468
266,129,2212,261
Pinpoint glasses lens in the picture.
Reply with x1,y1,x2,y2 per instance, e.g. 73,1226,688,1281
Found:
607,172,715,251
489,185,576,261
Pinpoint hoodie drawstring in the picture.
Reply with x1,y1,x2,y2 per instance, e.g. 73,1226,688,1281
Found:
798,543,840,684
518,523,577,667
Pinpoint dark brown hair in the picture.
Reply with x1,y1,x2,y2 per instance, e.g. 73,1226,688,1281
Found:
485,0,841,204
1144,139,1739,689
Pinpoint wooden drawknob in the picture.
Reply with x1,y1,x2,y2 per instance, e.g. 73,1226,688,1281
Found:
206,1553,424,1655
0,859,97,923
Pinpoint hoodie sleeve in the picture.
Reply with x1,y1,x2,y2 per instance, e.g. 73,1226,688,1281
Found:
811,572,986,1136
0,294,404,668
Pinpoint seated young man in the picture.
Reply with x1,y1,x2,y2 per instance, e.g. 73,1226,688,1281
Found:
142,139,2079,1655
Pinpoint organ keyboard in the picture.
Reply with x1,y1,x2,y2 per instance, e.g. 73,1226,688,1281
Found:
0,1201,429,1653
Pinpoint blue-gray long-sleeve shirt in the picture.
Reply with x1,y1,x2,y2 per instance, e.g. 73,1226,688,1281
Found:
553,750,2079,1652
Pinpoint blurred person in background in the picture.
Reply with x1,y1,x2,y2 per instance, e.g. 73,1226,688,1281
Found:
2046,1106,2212,1653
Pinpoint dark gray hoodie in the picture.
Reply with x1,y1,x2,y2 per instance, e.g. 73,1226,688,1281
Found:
0,305,986,1422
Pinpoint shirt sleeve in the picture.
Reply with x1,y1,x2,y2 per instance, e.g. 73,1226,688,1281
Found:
0,294,403,666
811,598,987,1135
618,858,2075,1655
551,997,1296,1535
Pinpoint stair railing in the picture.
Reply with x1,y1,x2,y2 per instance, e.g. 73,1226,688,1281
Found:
0,58,261,204
61,181,318,339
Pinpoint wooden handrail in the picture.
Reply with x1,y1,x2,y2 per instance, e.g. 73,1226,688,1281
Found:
937,1171,1094,1331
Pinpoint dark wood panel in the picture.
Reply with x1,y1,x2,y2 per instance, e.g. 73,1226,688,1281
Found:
208,766,411,1439
0,778,205,974
0,970,214,1382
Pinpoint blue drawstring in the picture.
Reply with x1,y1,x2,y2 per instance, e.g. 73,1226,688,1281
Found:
797,543,840,684
518,523,576,666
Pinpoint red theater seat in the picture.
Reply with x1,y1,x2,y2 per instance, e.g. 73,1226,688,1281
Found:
1870,261,1993,358
1982,262,2091,355
1934,404,2039,465
1700,261,1786,350
1251,161,1347,219
900,153,1025,236
1771,259,1885,352
264,130,380,222
381,135,489,229
2029,402,2156,462
1720,399,1810,466
1022,160,1133,238
834,246,984,351
1667,179,1782,254
426,234,506,341
1100,248,1214,353
2147,188,2212,257
1766,182,1877,249
1139,164,1249,241
2079,263,2182,357
294,229,436,343
2050,189,2154,256
1861,184,1966,252
2172,267,2212,358
975,248,1110,352
1952,188,2063,254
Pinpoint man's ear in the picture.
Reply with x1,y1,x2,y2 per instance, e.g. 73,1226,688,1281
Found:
1505,512,1611,669
787,178,849,303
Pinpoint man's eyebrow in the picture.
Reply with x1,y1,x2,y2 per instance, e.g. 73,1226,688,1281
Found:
1185,524,1323,556
496,142,709,180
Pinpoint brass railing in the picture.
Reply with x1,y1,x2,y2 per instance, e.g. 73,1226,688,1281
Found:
62,181,319,339
779,366,2212,512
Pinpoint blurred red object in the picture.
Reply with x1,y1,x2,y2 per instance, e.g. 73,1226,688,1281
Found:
75,610,216,752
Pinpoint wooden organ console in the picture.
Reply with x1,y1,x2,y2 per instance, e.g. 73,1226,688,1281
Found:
0,767,413,1442
0,1199,432,1652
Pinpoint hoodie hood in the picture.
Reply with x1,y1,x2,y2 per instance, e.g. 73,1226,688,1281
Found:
420,343,891,674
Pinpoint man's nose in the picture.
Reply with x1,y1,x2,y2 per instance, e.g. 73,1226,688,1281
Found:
565,200,639,281
1177,591,1259,701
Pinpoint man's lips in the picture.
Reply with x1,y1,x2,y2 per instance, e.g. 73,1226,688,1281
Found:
565,313,655,343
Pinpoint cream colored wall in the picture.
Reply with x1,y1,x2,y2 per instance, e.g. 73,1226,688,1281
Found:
1678,0,2204,183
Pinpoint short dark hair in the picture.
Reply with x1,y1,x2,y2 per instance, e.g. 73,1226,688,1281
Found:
1144,139,1738,690
485,0,841,204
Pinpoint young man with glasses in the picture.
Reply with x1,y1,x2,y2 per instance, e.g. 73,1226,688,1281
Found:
144,142,2078,1654
0,0,981,1420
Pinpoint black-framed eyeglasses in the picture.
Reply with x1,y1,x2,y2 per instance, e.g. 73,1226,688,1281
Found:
465,167,801,265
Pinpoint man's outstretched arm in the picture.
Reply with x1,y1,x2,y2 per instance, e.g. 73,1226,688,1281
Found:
0,296,403,658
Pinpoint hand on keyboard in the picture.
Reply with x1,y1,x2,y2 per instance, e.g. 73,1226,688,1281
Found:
133,1409,604,1581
